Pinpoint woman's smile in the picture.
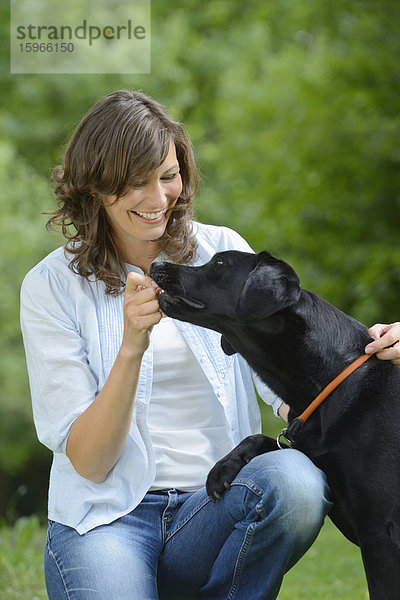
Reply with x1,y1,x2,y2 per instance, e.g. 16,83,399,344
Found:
130,208,168,224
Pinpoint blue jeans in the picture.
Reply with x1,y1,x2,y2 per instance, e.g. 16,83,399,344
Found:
44,450,332,600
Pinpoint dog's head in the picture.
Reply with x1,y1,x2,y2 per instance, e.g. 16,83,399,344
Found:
150,250,301,334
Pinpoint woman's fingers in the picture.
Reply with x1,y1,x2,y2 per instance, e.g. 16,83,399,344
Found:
122,273,162,355
125,272,157,294
365,322,400,368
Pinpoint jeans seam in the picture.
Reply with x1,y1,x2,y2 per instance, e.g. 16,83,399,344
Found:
161,505,181,544
230,479,264,498
227,522,256,599
46,532,72,600
164,495,211,542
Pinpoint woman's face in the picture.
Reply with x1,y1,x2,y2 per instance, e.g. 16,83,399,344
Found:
103,141,182,256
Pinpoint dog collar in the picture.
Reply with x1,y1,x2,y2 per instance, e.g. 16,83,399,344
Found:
277,353,372,448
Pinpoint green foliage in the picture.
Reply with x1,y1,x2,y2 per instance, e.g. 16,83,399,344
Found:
0,141,57,427
182,1,400,324
0,139,58,518
0,0,399,519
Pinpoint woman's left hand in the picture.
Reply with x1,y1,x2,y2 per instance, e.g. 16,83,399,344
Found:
365,322,400,368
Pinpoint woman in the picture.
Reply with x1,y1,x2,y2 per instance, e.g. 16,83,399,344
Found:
19,89,390,600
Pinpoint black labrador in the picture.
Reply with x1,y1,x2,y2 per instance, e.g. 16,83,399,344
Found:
150,250,400,600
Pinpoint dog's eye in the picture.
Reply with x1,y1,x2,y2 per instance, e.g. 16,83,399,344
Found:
215,258,224,266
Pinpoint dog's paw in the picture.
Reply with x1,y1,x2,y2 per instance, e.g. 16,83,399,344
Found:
206,435,280,502
206,455,248,502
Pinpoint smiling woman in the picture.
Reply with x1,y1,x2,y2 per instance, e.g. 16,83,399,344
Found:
20,89,332,600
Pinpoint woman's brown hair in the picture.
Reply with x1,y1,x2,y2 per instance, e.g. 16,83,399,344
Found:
47,89,199,295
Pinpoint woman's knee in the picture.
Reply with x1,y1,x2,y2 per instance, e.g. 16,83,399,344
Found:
235,449,332,529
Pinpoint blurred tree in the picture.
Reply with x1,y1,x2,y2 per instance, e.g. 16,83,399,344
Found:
0,139,60,517
0,0,399,517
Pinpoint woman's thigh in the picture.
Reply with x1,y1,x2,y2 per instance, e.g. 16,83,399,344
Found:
45,496,166,600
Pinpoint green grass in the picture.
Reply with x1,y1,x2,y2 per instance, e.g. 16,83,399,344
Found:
0,517,47,600
0,516,368,599
280,518,368,599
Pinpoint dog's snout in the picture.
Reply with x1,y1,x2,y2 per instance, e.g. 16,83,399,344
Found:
150,264,183,295
150,264,171,285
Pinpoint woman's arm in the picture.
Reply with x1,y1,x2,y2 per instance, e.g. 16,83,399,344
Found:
66,273,162,482
365,322,400,368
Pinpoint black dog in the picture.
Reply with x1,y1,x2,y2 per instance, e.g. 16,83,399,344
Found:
150,250,400,599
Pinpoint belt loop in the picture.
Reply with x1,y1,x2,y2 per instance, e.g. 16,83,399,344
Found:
166,488,179,508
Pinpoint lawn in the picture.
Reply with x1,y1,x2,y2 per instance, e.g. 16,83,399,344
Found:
0,517,47,600
280,518,368,599
0,515,368,599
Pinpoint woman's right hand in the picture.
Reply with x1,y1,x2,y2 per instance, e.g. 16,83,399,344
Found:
121,272,163,359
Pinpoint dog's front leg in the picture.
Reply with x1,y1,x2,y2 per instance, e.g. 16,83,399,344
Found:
206,434,282,502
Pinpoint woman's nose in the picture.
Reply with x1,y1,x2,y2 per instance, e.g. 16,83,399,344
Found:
146,181,168,206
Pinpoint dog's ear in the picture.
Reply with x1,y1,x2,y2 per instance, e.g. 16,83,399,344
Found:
236,251,301,321
221,335,237,355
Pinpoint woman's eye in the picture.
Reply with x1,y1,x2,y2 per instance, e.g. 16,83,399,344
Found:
124,182,146,192
162,172,179,182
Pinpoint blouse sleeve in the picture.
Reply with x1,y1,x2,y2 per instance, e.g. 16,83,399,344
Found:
20,264,99,454
252,371,283,417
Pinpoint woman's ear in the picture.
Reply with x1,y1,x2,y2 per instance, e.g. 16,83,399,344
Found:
235,252,301,321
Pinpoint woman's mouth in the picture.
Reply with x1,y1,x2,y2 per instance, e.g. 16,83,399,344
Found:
130,209,166,223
